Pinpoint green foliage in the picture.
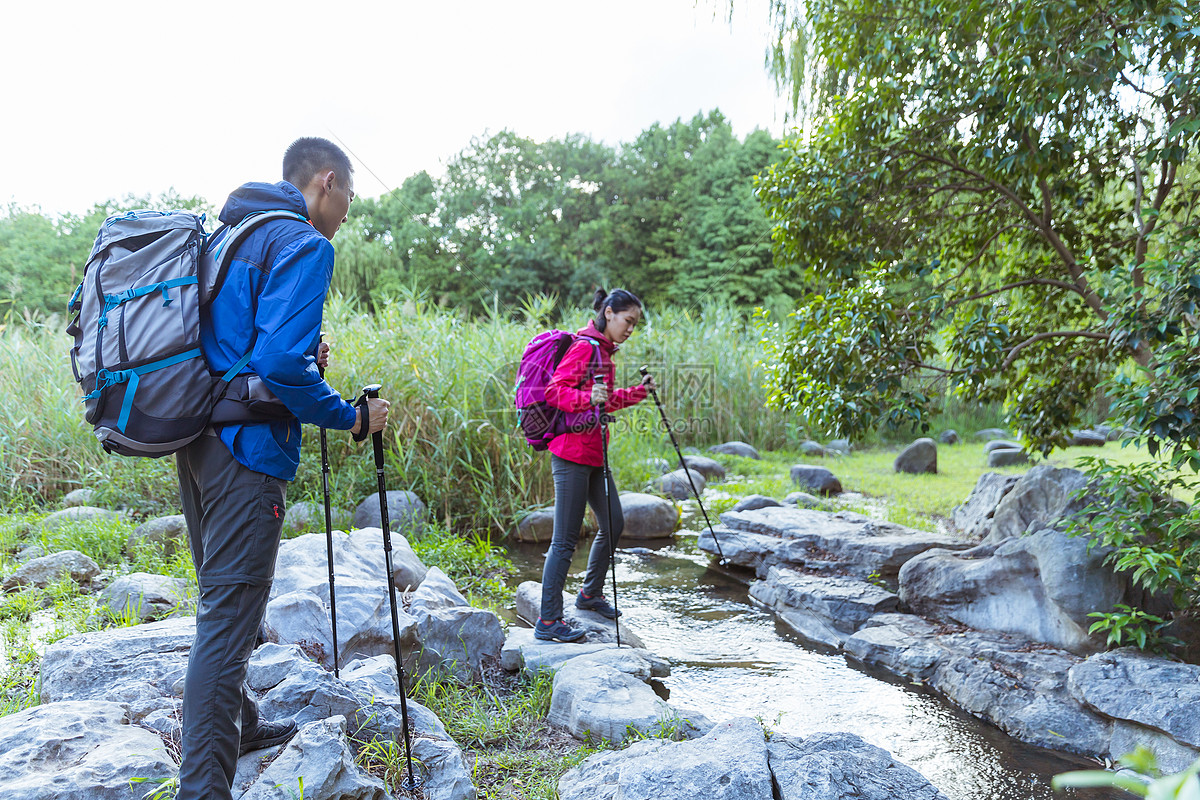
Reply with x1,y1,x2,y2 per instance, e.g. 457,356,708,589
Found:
1086,604,1181,652
755,0,1200,450
0,192,215,319
1065,454,1200,651
3,117,788,319
0,295,797,532
1054,746,1200,798
407,524,513,608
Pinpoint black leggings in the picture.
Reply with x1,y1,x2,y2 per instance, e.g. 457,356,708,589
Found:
538,454,623,621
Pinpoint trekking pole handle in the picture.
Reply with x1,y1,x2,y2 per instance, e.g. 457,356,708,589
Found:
317,331,325,379
354,384,382,444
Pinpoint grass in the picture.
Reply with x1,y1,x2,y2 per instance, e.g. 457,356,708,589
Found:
694,438,1192,533
407,667,598,800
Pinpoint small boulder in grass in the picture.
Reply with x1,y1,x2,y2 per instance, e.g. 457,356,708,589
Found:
783,491,823,508
61,488,99,508
894,438,937,475
654,469,707,501
708,441,761,460
938,429,959,445
682,455,726,482
731,495,782,513
790,465,842,496
826,438,852,455
988,448,1030,467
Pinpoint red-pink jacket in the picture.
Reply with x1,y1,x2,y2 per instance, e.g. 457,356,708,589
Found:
545,322,647,466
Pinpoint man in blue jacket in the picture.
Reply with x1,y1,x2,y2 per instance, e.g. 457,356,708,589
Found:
175,137,390,800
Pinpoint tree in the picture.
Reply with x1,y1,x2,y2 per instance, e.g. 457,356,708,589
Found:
754,0,1200,453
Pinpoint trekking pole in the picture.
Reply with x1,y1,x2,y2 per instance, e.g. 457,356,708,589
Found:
594,374,621,648
639,366,729,566
318,334,340,678
358,384,421,792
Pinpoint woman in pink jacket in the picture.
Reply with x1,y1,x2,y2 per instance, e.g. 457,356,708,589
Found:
535,288,656,642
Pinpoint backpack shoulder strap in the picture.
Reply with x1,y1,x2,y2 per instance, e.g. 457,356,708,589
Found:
204,210,310,305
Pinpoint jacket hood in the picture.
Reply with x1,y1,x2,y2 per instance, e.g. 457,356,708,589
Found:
577,320,616,353
219,181,309,227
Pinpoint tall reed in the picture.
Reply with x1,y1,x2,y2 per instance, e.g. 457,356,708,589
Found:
1,294,794,535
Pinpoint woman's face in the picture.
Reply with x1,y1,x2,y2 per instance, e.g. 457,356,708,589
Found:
604,305,642,343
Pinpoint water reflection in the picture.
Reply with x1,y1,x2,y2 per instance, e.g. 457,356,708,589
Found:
507,533,1124,800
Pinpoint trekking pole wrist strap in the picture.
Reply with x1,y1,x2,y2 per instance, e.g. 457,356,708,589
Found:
353,398,370,442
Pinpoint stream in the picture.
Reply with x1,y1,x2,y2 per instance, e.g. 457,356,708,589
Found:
506,530,1124,800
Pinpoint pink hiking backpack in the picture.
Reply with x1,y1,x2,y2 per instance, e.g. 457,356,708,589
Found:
514,330,601,450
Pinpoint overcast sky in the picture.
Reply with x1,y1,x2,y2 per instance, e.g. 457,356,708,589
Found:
3,0,789,216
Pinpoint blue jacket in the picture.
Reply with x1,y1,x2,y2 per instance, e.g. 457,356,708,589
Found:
202,181,357,480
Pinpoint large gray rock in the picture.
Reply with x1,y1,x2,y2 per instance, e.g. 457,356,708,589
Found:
269,530,427,668
40,506,120,531
682,455,726,482
499,627,669,678
986,465,1090,543
127,514,188,556
844,613,1113,756
950,473,1020,541
708,441,761,460
513,581,644,649
245,651,474,800
3,550,101,591
238,716,388,800
701,506,970,580
984,439,1023,454
559,717,772,799
790,465,842,495
768,731,950,800
96,572,191,623
548,650,709,743
559,716,946,800
620,492,678,539
987,448,1029,468
0,701,177,800
410,567,505,681
283,501,354,538
653,467,707,500
899,526,1126,652
1068,649,1200,759
974,428,1009,440
352,490,426,534
749,566,899,648
39,617,195,722
894,438,937,474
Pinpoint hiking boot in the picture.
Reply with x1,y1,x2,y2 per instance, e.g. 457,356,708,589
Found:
575,592,621,619
534,618,586,643
240,719,298,756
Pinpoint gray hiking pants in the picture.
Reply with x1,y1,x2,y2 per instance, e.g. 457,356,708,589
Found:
539,454,623,621
175,431,286,800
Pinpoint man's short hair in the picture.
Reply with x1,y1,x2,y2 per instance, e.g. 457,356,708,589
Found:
283,137,354,188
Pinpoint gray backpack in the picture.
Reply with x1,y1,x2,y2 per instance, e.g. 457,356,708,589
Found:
67,208,304,457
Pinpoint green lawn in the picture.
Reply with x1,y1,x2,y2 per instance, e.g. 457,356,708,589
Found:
707,438,1186,533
